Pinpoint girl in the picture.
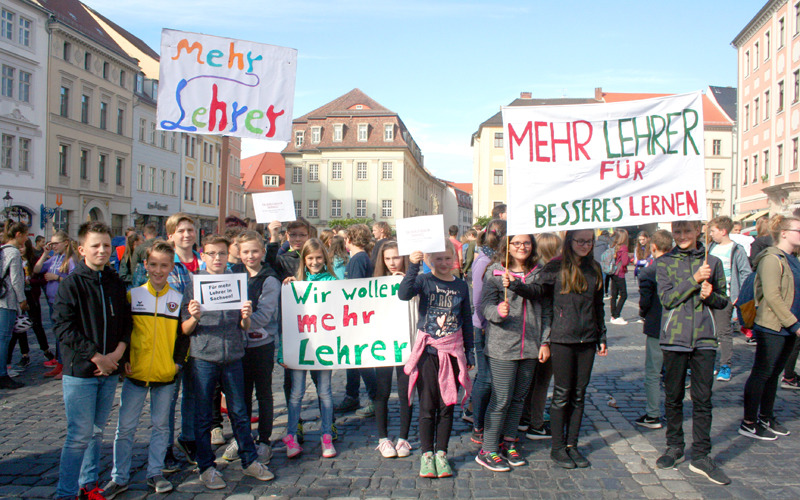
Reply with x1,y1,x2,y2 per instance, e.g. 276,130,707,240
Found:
281,238,337,459
373,242,414,458
0,222,27,389
609,229,630,325
509,229,607,469
399,241,474,479
740,215,800,440
468,219,507,444
8,237,53,368
633,231,653,277
117,232,141,289
476,234,549,471
329,236,349,280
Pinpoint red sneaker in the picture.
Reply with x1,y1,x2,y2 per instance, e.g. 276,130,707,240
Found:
44,363,62,378
43,359,58,367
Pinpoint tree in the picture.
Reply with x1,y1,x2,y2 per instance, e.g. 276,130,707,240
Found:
474,215,492,229
327,217,374,229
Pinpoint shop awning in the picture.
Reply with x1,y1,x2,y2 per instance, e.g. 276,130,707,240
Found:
732,213,750,221
749,209,770,221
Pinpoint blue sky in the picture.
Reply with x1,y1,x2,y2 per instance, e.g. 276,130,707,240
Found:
83,0,760,183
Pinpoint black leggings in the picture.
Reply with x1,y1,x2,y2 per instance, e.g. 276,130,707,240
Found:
243,343,275,444
744,331,796,422
416,352,458,453
550,343,596,450
7,290,49,362
374,365,412,439
609,275,627,319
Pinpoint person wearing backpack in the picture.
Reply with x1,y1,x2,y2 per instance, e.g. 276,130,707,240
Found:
0,221,28,389
605,229,630,325
594,231,612,298
740,215,800,441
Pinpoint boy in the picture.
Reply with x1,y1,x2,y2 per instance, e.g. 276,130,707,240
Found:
462,228,479,280
182,234,274,489
267,218,309,280
223,231,281,463
635,229,672,429
103,241,185,497
448,225,463,278
707,216,752,381
656,220,730,485
54,222,131,500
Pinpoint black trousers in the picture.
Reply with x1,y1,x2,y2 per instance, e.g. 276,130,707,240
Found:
345,367,378,401
7,290,49,362
783,333,800,379
374,365,412,439
550,343,596,450
662,349,714,458
744,331,796,422
243,342,275,444
416,352,459,453
609,275,627,319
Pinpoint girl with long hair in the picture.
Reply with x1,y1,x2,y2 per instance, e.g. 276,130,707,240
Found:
118,232,141,289
609,229,630,325
634,231,653,277
329,236,349,280
0,222,28,389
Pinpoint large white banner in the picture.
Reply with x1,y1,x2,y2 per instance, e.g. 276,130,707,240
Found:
503,92,706,234
157,29,297,142
281,276,413,370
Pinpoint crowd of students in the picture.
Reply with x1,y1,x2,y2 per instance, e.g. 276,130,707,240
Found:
4,208,800,498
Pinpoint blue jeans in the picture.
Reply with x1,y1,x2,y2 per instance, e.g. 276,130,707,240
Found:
644,336,664,418
56,375,118,498
471,328,492,431
177,359,196,445
192,358,257,472
112,379,176,483
0,308,16,377
288,369,333,436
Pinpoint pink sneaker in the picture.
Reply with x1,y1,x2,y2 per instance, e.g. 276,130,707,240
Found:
321,434,337,458
282,434,302,458
395,438,412,458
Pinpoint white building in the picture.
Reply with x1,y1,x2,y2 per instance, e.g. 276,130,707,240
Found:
441,181,473,237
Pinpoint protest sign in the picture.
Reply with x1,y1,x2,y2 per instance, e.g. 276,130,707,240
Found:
395,214,446,256
193,273,248,311
157,29,297,142
252,191,297,223
502,92,706,235
281,276,413,370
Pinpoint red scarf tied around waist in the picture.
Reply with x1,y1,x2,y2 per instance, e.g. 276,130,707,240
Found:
404,329,472,407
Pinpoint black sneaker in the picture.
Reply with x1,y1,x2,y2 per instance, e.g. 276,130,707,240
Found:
162,448,181,473
759,416,790,436
656,447,684,469
146,475,173,494
566,447,590,468
175,438,197,464
738,421,777,441
101,480,128,500
334,395,360,413
0,375,23,390
689,456,731,485
634,414,662,429
475,450,511,472
525,423,551,440
781,377,800,389
499,442,527,467
470,429,483,445
550,448,576,469
16,356,30,369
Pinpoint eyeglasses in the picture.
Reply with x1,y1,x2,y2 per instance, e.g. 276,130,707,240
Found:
509,241,533,248
573,239,594,246
204,251,228,260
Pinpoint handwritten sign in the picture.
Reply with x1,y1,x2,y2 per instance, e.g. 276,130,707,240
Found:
395,214,446,256
502,92,706,235
157,29,297,142
252,191,297,223
281,276,413,370
193,273,248,311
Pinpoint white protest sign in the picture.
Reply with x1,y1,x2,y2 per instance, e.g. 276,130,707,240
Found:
502,92,706,235
395,214,446,256
281,276,413,370
193,273,248,311
157,29,297,142
252,191,297,223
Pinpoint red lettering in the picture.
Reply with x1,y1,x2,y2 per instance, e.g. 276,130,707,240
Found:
650,196,661,216
634,161,645,181
550,122,572,162
675,192,686,216
534,122,550,162
662,193,675,214
361,310,375,324
573,120,592,160
321,313,335,331
208,84,228,132
264,105,285,138
629,196,640,216
600,161,614,180
342,305,357,327
297,314,317,333
617,160,630,178
508,122,533,161
686,190,699,214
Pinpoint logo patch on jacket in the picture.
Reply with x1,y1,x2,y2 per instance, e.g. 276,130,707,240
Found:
167,302,178,313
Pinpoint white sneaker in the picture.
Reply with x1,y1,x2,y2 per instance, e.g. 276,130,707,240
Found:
321,434,337,458
243,460,274,481
211,427,225,445
257,442,272,464
222,439,238,461
611,317,628,325
376,438,398,458
395,438,412,458
199,467,226,490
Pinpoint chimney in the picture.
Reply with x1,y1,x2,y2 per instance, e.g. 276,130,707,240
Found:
595,87,603,101
520,91,532,99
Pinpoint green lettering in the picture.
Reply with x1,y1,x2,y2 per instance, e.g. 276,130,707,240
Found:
354,343,369,365
337,336,350,364
394,340,409,362
649,115,667,154
358,287,367,298
244,109,264,134
391,283,400,296
558,201,570,226
291,282,314,304
535,204,547,227
371,341,386,361
321,291,331,303
632,117,651,156
591,198,603,222
682,109,700,155
379,284,388,297
298,339,314,366
191,108,207,128
665,112,681,154
618,118,634,157
603,121,620,158
611,197,623,222
316,345,334,366
570,200,581,226
547,203,557,227
342,287,357,300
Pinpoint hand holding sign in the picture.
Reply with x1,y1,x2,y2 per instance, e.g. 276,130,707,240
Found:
193,273,248,311
396,215,445,256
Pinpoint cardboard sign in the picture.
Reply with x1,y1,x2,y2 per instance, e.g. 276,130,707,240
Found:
157,29,297,142
252,191,297,223
502,92,707,234
193,273,248,311
395,214,446,256
280,276,413,370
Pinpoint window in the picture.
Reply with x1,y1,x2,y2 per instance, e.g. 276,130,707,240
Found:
115,108,124,135
765,90,770,120
1,65,13,98
382,161,392,180
84,52,91,71
262,174,279,187
60,87,69,117
778,144,785,175
764,150,770,177
149,166,156,192
135,73,143,94
292,166,302,184
384,124,394,141
356,199,367,217
160,169,166,193
766,31,771,60
357,162,367,180
333,124,343,142
754,41,759,69
493,169,503,184
295,130,304,147
170,172,176,195
796,2,800,35
744,158,749,184
711,172,721,189
712,139,721,156
712,202,721,218
201,180,207,203
294,201,302,219
115,158,124,186
79,149,88,179
18,71,29,102
102,62,109,79
98,154,106,183
745,50,750,76
119,70,125,88
754,98,760,126
794,138,799,171
17,15,30,46
1,9,12,40
307,199,318,218
494,132,503,148
753,154,759,182
308,164,319,182
331,199,342,218
80,94,90,123
18,138,29,172
160,131,166,148
190,178,195,201
358,124,368,141
311,127,321,143
331,161,342,179
149,123,156,144
779,81,786,111
381,199,392,218
138,164,145,190
99,102,107,130
795,71,799,104
139,119,146,141
170,134,176,152
1,134,12,169
63,42,71,62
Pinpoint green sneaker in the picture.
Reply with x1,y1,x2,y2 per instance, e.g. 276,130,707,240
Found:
435,451,453,478
331,422,338,442
297,421,305,444
419,451,436,478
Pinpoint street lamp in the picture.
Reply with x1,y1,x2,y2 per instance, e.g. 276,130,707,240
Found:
2,191,12,222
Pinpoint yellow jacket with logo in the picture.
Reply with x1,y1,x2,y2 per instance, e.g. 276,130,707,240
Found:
128,281,183,385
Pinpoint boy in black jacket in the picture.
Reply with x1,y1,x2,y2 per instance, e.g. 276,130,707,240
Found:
54,222,132,500
635,229,672,430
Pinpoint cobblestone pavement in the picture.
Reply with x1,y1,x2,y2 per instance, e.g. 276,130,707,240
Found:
3,278,800,499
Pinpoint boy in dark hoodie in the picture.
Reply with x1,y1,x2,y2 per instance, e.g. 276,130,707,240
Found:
54,222,131,500
655,220,730,485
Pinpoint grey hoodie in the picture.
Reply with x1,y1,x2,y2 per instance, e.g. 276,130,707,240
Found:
0,244,25,311
480,262,550,360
